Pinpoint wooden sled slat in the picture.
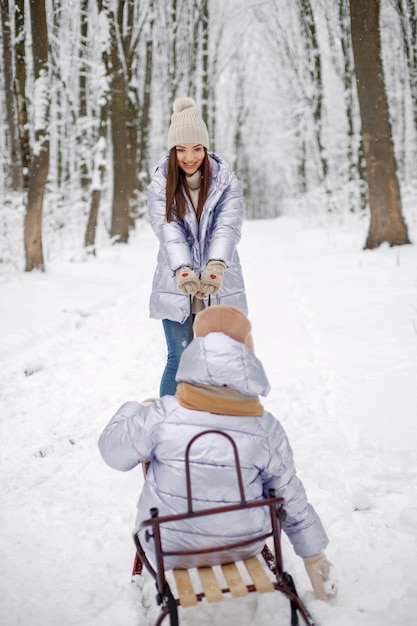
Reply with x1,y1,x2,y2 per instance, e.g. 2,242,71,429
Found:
221,562,249,598
243,556,274,593
197,566,224,603
172,569,198,607
174,556,274,607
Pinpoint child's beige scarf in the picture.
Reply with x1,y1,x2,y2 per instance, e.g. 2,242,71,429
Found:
175,382,264,416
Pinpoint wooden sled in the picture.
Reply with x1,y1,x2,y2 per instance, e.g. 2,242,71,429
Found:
133,429,315,626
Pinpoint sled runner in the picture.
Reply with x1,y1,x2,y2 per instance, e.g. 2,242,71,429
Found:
132,429,315,626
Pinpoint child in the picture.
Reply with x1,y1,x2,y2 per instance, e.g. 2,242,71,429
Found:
98,305,337,601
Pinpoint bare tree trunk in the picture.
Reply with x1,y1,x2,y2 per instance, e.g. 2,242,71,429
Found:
107,9,130,243
24,0,50,271
349,0,410,248
1,0,22,190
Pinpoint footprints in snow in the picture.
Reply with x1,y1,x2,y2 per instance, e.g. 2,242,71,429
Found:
34,438,76,458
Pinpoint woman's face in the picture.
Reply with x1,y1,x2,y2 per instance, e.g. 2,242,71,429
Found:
175,143,205,175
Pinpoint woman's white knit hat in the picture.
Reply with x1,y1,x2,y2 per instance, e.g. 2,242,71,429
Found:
167,97,209,150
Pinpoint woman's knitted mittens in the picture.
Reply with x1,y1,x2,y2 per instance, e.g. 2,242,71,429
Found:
198,260,227,296
175,266,200,294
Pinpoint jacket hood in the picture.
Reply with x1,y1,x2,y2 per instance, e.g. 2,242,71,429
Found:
176,332,271,397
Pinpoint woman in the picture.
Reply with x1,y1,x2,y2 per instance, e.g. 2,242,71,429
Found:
147,97,247,395
98,305,338,601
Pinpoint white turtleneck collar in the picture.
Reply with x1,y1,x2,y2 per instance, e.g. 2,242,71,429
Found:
185,170,201,211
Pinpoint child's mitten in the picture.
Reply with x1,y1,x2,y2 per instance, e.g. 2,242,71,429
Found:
304,552,338,601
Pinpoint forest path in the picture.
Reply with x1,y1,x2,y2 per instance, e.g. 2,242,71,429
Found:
1,217,417,626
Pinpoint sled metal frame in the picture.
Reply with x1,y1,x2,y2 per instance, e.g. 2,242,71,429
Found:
133,429,315,626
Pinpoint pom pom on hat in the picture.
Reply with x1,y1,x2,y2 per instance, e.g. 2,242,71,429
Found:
193,305,254,351
168,97,209,150
173,97,196,114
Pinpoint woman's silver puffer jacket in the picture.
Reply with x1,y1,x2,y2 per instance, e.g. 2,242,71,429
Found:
147,153,248,322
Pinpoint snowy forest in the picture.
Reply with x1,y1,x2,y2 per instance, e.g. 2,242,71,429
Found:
0,0,417,272
2,3,417,625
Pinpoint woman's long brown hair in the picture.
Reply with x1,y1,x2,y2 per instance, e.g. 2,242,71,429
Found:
165,148,211,222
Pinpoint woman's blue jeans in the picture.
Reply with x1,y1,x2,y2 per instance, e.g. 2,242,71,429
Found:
160,317,194,396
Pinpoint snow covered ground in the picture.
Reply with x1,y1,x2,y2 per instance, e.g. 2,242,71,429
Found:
1,214,417,625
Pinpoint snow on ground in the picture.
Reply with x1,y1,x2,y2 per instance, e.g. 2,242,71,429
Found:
1,215,417,625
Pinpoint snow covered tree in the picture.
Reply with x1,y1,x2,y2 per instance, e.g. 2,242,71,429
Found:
13,0,30,189
199,0,209,124
79,0,90,191
153,0,217,138
256,0,327,192
137,0,154,193
84,67,109,251
97,0,155,243
392,0,417,144
323,0,367,212
298,0,327,182
349,0,410,248
1,0,22,190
